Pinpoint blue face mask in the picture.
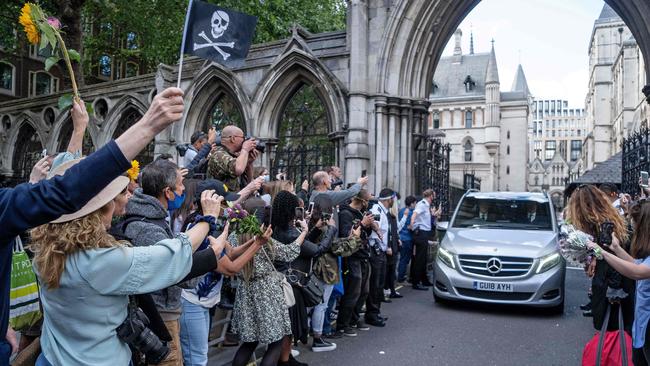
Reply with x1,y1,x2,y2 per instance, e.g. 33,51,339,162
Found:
167,191,186,211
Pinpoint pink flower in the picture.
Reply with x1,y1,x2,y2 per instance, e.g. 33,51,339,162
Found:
47,17,61,29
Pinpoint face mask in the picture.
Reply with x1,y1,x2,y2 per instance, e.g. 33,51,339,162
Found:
262,174,270,182
167,191,186,211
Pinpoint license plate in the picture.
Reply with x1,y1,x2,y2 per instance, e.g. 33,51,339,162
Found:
472,281,513,292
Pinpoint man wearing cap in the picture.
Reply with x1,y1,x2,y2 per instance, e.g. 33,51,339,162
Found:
207,125,260,192
182,130,207,168
365,188,396,327
0,87,185,365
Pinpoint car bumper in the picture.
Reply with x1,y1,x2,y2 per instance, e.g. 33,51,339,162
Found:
433,257,565,307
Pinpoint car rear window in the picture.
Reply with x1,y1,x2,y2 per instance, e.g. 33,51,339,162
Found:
452,197,553,230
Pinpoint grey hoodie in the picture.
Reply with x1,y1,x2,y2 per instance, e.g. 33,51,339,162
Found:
124,188,181,321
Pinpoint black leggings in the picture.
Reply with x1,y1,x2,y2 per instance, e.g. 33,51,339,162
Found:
232,338,284,366
633,321,650,366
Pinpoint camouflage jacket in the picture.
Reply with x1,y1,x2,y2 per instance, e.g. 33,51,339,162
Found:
207,145,240,191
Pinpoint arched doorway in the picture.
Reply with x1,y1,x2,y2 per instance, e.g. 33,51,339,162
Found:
12,123,43,182
202,93,245,134
57,120,95,155
272,83,336,184
113,108,155,166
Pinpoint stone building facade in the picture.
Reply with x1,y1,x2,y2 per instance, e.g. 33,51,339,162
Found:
1,0,649,202
583,4,649,170
429,29,532,192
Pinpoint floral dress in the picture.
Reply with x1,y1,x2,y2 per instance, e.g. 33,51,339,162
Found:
230,234,300,344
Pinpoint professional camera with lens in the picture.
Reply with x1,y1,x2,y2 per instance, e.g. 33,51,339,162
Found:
245,135,266,153
116,303,169,365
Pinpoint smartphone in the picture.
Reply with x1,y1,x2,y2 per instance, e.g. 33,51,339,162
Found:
642,171,649,188
41,149,47,158
361,169,367,178
295,207,305,220
307,201,315,214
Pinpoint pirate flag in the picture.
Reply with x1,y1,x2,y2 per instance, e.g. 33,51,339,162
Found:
182,0,257,67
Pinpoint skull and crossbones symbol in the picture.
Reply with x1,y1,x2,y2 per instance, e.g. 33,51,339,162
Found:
193,10,235,60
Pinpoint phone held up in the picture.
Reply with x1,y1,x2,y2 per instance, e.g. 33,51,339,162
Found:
599,221,615,246
641,171,649,188
361,169,367,178
295,207,305,221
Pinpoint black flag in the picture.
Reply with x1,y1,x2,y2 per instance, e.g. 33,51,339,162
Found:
182,0,257,67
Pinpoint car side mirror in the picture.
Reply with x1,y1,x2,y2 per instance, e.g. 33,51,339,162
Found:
436,221,449,231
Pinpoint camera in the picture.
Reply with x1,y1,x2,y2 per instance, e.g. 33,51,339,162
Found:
245,136,266,153
373,214,381,222
175,143,190,157
321,212,332,222
116,302,169,364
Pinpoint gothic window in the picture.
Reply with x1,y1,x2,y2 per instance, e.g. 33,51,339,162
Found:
273,83,335,184
464,140,473,162
57,120,95,155
126,32,138,50
99,55,112,79
463,75,475,92
113,108,154,166
0,62,15,95
433,112,440,129
29,71,58,97
125,62,139,78
12,123,43,182
203,94,244,134
465,111,473,129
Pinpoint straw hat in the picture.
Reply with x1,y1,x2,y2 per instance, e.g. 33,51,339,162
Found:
49,158,130,224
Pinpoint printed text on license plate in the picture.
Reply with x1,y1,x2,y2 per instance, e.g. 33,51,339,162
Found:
472,281,513,292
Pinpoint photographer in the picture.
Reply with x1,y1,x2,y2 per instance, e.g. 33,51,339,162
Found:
182,131,207,168
207,125,261,191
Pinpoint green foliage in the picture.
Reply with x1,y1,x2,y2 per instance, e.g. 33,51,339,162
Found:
58,93,74,110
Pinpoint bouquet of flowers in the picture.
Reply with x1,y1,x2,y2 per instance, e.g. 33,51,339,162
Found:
223,203,263,236
558,224,594,266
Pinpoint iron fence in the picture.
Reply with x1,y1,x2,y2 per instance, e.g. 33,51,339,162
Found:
272,144,336,186
414,136,451,220
622,126,650,196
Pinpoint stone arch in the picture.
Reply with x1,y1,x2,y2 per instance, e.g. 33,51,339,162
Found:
3,115,47,180
101,94,149,146
47,108,98,154
376,0,650,100
183,62,251,142
254,48,348,139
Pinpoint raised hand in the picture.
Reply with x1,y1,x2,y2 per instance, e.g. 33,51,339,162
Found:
255,225,273,246
71,98,89,132
357,176,369,186
208,223,230,255
141,87,185,134
201,190,224,218
208,127,217,144
29,156,51,183
296,219,308,232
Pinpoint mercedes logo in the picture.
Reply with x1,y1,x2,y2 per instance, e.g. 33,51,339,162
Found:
486,258,502,274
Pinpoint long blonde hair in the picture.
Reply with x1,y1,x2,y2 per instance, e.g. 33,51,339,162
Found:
566,184,628,243
31,207,121,289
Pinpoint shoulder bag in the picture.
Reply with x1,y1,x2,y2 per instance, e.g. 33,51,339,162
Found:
261,247,295,308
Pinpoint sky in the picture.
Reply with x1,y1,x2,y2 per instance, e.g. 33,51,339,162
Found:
441,0,606,108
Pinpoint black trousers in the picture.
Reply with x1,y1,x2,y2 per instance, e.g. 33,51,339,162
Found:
410,230,431,286
633,319,650,366
384,256,397,293
337,257,370,330
365,250,387,321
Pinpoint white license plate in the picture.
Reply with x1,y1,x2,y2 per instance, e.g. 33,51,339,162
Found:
472,281,514,292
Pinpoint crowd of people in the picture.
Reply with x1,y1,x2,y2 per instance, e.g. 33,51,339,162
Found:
565,182,650,365
0,87,443,366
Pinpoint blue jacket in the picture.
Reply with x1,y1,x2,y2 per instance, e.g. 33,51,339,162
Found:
0,141,130,342
398,207,414,242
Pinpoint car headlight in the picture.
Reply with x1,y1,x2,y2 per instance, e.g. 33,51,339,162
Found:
437,247,455,269
536,253,560,274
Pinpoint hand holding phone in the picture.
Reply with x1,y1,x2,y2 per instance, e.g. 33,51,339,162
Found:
641,171,649,188
361,169,367,178
295,207,305,221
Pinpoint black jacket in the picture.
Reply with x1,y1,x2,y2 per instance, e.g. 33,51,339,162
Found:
387,212,399,263
339,204,372,260
272,225,336,279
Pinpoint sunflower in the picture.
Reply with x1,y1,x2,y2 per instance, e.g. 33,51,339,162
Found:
18,3,40,45
126,160,140,182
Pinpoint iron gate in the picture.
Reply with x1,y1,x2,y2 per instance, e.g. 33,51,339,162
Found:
414,136,451,220
622,127,650,196
271,144,336,185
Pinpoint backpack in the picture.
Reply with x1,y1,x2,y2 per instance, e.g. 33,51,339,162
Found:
331,237,361,257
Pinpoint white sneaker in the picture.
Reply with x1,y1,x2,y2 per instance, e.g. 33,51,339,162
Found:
383,289,391,297
291,349,300,357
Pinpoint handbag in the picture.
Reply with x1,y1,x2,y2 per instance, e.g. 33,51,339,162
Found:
582,302,633,366
261,247,295,308
9,236,42,331
301,258,325,307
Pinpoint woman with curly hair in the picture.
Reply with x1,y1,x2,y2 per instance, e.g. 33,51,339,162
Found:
566,184,634,333
31,159,225,366
231,197,308,366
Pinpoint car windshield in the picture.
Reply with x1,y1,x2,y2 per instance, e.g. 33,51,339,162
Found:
452,197,553,230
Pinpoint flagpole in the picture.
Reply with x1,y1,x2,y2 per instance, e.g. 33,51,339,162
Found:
177,0,194,88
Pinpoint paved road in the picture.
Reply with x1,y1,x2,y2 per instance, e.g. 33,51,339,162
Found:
297,267,594,366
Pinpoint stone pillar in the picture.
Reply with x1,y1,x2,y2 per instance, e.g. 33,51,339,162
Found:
345,0,370,186
386,98,400,189
412,101,429,194
399,101,411,196
374,97,387,192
